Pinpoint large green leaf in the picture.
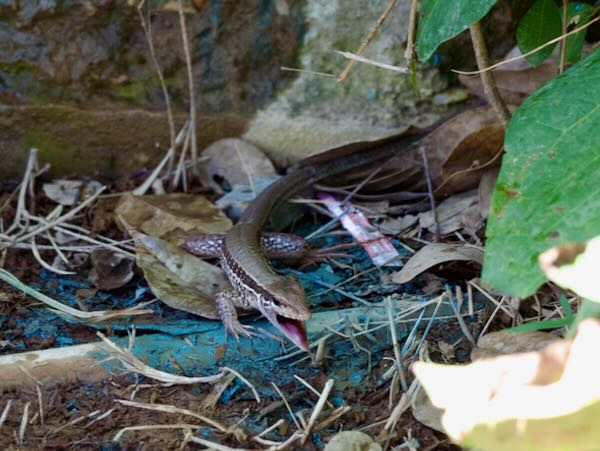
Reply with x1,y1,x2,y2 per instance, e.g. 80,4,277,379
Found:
416,0,498,62
482,48,600,297
516,0,562,66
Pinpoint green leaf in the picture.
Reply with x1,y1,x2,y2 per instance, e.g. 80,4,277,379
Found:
516,0,562,66
559,295,575,323
560,3,595,64
482,48,600,297
416,0,498,62
507,318,571,333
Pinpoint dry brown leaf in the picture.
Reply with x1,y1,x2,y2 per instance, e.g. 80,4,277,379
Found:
392,243,483,284
411,387,444,433
439,124,504,196
419,190,479,235
459,64,556,106
132,230,230,319
115,193,231,245
88,248,134,291
415,106,505,194
472,330,561,360
378,214,418,235
203,138,276,187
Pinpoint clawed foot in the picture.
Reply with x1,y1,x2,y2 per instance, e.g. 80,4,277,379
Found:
224,320,256,342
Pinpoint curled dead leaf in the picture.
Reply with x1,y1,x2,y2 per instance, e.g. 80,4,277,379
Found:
89,249,134,291
419,190,480,235
115,193,231,245
203,138,276,187
391,243,483,284
440,124,504,196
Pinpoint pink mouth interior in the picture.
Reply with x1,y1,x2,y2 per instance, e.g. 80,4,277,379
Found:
276,315,308,351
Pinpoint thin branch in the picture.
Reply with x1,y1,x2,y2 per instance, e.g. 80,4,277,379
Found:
137,1,177,174
334,51,408,73
338,0,399,81
177,0,198,175
404,0,419,65
455,14,600,75
420,147,439,241
468,21,511,125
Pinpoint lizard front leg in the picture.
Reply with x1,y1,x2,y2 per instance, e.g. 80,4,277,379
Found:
215,289,255,340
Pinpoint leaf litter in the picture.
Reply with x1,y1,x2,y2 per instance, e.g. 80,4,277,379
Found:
0,86,576,450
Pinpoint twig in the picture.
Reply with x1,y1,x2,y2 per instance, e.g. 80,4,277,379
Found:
6,149,37,235
420,147,439,241
280,66,336,78
335,51,408,73
0,400,13,429
271,383,301,430
221,366,261,403
18,401,30,447
30,237,76,275
468,21,511,125
559,0,568,74
301,379,334,445
386,298,408,392
172,122,192,191
454,15,600,75
404,0,419,66
177,0,198,175
137,0,176,174
184,432,249,451
133,122,189,196
338,0,399,81
6,186,106,247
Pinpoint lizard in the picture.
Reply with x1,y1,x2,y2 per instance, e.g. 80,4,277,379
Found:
184,129,428,351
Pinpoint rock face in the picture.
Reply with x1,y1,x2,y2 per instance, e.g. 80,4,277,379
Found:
0,0,303,112
0,0,527,177
244,0,445,165
0,0,304,177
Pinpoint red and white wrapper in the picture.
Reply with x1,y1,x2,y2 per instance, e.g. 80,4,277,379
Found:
316,192,399,266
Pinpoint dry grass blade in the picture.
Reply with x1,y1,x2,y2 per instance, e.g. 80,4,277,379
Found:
8,185,106,246
314,405,351,432
381,378,420,437
112,424,207,442
184,431,250,451
97,332,224,384
0,268,152,321
133,122,189,196
0,400,13,429
221,366,261,403
116,399,228,433
18,401,30,446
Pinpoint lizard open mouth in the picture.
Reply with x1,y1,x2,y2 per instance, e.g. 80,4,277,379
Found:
276,315,308,351
261,309,308,351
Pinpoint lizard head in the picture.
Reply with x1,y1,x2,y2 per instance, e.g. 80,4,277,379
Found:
260,275,311,351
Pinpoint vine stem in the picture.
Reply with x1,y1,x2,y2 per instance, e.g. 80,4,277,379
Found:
468,21,511,125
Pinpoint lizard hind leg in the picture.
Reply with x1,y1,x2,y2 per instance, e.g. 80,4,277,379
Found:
215,290,255,341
